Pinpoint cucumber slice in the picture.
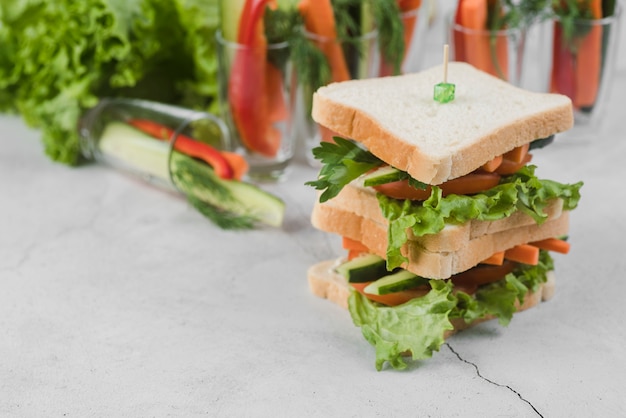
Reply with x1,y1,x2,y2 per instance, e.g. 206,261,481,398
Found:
170,152,285,228
362,166,405,187
363,270,429,295
99,121,285,228
336,253,388,283
219,0,246,42
98,122,171,183
529,135,555,150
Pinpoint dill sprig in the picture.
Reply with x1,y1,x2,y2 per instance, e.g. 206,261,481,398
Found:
170,152,258,230
368,0,405,75
263,0,406,100
488,0,552,31
187,194,256,230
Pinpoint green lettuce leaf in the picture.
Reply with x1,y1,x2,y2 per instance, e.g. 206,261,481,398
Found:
0,0,220,165
349,251,556,370
349,280,456,371
453,250,555,326
378,166,583,270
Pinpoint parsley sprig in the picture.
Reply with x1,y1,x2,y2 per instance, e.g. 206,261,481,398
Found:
305,137,383,202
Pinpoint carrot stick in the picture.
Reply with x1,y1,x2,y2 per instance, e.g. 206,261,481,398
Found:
458,0,490,71
503,143,530,164
550,23,577,100
504,244,540,265
456,0,509,80
298,0,351,83
495,153,532,175
480,251,505,265
481,155,503,172
343,236,371,260
350,282,430,306
529,238,571,254
574,0,603,109
342,236,370,253
220,152,249,181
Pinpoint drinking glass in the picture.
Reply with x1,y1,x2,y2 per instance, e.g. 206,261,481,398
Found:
549,5,622,127
448,19,527,86
299,29,381,167
216,30,296,182
379,4,429,76
79,98,230,191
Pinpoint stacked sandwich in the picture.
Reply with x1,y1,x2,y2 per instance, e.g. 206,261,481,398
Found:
306,62,583,371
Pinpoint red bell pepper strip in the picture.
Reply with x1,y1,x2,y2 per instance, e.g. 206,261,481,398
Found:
128,119,235,180
228,0,281,158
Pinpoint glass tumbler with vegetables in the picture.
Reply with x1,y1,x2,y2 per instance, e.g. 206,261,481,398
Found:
79,98,285,230
550,0,622,126
216,0,298,182
449,0,554,86
378,0,429,76
296,0,411,166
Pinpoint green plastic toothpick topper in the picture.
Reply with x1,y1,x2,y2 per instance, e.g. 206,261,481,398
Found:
434,45,455,103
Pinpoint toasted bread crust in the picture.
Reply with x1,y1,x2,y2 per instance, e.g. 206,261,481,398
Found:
310,171,570,279
323,181,565,252
312,63,573,184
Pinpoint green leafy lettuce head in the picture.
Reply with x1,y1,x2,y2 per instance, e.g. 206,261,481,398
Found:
0,0,220,165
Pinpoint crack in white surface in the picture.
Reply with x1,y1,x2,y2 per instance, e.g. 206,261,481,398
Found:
445,343,544,418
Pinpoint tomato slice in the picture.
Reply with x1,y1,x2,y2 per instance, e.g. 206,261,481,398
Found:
350,282,430,306
351,260,517,306
373,172,501,201
450,261,516,288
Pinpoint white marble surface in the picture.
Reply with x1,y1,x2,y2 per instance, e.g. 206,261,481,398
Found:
3,4,626,417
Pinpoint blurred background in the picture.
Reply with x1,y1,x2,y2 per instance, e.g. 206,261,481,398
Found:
1,0,624,170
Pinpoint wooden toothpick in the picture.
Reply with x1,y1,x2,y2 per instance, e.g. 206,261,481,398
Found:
433,44,455,103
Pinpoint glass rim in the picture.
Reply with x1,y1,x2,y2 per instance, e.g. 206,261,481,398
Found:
301,27,378,43
556,3,622,25
451,21,523,36
215,29,290,50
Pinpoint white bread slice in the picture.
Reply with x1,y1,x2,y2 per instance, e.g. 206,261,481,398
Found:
312,62,573,184
324,180,565,252
312,200,569,279
307,258,556,336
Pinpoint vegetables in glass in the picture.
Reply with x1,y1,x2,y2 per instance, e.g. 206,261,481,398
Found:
80,98,285,229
